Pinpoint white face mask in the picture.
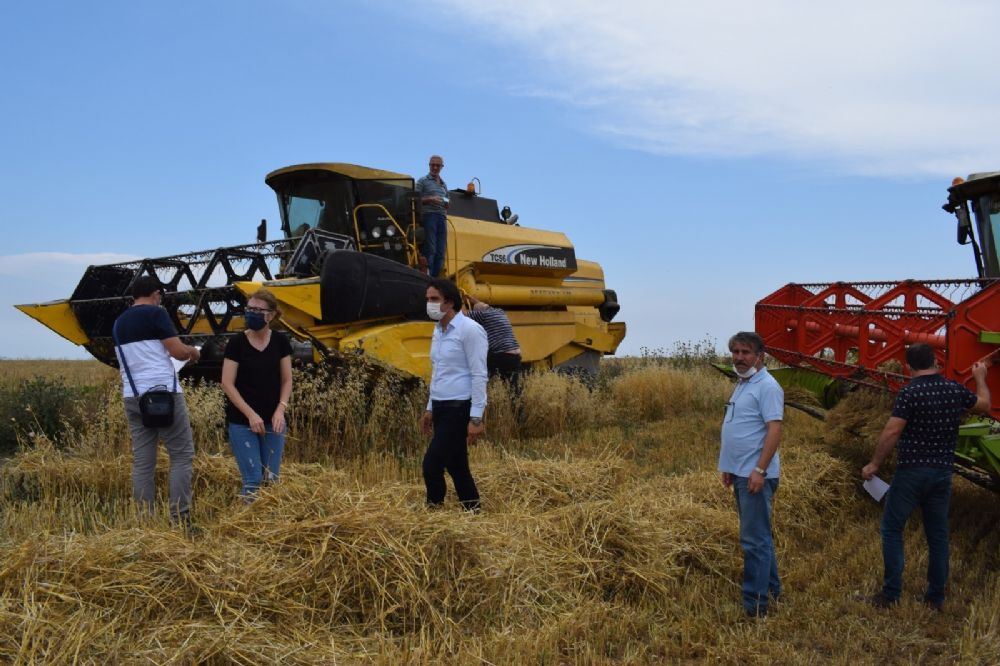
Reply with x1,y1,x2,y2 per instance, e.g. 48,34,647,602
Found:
426,302,445,321
733,365,758,380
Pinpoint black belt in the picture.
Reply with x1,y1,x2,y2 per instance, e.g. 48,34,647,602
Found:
432,399,471,407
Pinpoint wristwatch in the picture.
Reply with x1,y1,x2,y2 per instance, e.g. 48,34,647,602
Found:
753,466,767,477
469,417,483,426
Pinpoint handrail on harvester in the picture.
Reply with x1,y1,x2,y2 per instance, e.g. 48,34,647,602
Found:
351,203,420,268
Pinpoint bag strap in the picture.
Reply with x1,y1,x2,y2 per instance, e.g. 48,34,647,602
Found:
113,314,178,395
113,318,141,397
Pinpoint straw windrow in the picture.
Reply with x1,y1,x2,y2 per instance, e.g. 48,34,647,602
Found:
1,359,998,664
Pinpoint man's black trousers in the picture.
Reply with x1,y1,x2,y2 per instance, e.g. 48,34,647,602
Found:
424,399,480,511
487,351,522,394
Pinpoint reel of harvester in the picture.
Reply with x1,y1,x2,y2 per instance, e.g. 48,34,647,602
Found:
34,230,351,379
756,278,1000,489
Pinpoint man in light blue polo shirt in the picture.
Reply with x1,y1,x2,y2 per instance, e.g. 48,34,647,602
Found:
719,330,784,618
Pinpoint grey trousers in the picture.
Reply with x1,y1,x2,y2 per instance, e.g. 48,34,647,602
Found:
124,394,195,517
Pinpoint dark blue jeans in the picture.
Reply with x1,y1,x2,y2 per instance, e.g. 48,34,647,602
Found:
423,399,480,511
733,476,781,614
880,466,952,604
422,212,447,277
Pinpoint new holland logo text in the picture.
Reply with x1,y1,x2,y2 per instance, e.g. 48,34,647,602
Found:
482,245,577,270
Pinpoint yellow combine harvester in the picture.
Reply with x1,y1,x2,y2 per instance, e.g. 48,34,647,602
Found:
17,163,626,379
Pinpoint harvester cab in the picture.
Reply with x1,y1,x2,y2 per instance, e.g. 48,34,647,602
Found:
943,171,1000,279
266,164,421,273
15,162,626,382
755,172,1000,488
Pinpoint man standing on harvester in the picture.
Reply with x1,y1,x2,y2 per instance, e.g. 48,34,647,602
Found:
420,278,488,511
861,345,991,611
718,331,784,618
417,154,448,278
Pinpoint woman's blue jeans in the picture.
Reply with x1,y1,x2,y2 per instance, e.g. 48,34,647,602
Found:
227,422,285,499
880,467,952,604
733,476,781,614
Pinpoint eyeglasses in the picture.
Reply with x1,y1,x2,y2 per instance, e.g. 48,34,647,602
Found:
245,306,274,315
429,163,443,168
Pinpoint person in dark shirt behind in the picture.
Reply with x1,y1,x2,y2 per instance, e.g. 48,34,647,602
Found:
221,289,293,501
465,293,522,389
861,343,991,610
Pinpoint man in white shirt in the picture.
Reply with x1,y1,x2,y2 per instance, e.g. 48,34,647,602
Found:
113,275,201,527
420,278,488,511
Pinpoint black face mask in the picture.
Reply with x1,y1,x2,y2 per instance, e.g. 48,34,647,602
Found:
246,312,268,331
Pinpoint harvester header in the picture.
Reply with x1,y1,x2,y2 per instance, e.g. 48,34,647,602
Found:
756,278,1000,420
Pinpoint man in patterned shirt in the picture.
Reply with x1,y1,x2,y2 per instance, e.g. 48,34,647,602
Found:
861,343,991,610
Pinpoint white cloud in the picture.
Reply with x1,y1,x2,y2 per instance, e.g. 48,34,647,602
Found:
430,0,1000,176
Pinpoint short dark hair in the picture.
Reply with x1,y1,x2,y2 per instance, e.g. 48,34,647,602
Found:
131,275,163,299
428,278,461,311
905,343,936,371
728,331,765,354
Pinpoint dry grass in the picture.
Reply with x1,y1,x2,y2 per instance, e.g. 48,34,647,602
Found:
0,359,117,388
1,358,999,664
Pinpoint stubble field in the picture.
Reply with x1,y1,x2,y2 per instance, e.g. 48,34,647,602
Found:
1,356,999,665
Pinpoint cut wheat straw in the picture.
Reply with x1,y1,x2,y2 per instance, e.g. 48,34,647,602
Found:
1,359,998,664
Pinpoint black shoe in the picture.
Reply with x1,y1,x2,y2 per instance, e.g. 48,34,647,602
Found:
745,606,768,618
921,596,943,612
171,511,201,537
858,592,898,609
170,510,191,527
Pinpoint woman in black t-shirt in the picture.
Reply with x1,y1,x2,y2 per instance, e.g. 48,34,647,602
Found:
221,289,293,500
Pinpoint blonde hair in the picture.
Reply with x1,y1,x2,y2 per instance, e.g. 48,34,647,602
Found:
247,288,282,319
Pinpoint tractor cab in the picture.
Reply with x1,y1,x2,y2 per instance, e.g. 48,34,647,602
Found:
265,163,421,272
944,171,1000,279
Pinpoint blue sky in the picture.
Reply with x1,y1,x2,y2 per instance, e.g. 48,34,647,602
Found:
2,0,998,359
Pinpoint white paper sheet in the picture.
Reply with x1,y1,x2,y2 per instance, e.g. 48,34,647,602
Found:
863,475,890,502
171,345,202,374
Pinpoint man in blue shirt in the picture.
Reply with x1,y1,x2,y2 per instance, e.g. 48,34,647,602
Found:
113,276,201,527
718,331,784,618
420,278,488,511
861,344,991,610
416,155,448,277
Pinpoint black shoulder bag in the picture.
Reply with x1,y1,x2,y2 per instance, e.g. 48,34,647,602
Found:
113,319,177,428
